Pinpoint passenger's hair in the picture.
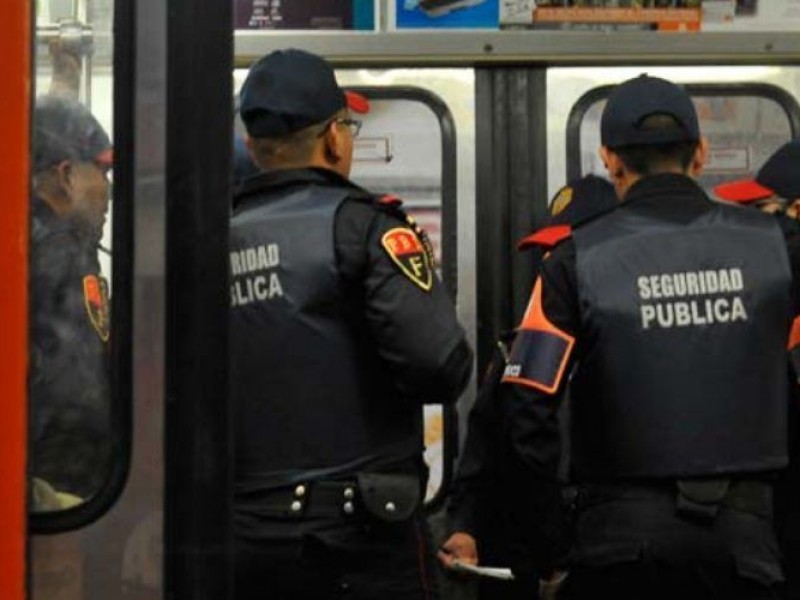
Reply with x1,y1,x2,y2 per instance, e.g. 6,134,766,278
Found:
248,110,343,169
613,114,699,176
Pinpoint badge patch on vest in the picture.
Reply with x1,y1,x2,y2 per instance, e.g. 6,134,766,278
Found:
83,275,110,342
382,227,433,291
550,186,573,216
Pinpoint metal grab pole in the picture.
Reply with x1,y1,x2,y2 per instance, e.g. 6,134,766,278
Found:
75,0,92,105
34,19,94,107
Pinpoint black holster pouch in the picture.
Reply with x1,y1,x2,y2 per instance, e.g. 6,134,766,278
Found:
676,479,731,523
676,478,773,524
356,472,421,523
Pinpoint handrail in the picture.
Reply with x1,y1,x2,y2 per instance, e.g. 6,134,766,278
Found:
235,30,800,68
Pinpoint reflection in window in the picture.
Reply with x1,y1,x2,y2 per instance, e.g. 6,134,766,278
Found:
30,0,115,513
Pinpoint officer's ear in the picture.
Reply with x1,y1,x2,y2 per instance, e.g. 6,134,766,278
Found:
690,137,709,177
599,146,624,180
35,160,77,215
244,135,260,168
787,199,800,221
322,119,347,164
599,146,626,201
52,159,77,195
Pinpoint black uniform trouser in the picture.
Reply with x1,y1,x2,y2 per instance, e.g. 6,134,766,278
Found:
235,512,439,600
559,484,784,600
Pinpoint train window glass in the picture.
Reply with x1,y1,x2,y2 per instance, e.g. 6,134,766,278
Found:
232,69,475,509
562,71,800,194
30,0,119,522
346,90,451,504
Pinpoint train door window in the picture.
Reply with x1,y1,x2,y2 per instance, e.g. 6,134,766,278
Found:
30,0,126,528
232,68,476,508
345,86,457,506
564,76,800,193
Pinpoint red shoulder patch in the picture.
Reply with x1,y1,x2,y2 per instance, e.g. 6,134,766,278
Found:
517,225,572,251
379,194,403,207
381,227,433,292
83,275,110,342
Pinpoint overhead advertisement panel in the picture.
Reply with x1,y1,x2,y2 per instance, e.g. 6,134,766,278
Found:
502,1,702,31
235,0,374,30
500,1,800,32
394,0,500,29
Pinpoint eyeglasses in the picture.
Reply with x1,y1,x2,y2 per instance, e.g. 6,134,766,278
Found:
336,118,362,138
319,117,362,139
93,160,113,177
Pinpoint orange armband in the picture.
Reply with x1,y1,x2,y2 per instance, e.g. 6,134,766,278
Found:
501,278,575,394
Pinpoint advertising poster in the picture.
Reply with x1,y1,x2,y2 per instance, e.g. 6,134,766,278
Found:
702,0,800,31
395,0,499,29
500,0,800,31
235,0,374,30
501,1,702,31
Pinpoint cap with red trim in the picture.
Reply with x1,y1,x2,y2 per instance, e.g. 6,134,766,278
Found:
713,139,800,204
33,95,112,173
240,48,369,138
518,175,618,251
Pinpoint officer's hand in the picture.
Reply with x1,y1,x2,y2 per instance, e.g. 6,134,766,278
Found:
538,569,568,600
438,532,478,568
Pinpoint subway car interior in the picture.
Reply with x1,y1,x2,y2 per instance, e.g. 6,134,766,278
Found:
1,0,800,598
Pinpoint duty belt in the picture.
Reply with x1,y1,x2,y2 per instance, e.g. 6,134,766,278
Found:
255,480,361,519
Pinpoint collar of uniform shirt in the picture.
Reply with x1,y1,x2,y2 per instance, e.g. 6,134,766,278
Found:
234,166,364,208
621,173,715,224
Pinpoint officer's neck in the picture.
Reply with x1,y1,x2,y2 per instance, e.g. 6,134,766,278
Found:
616,165,690,201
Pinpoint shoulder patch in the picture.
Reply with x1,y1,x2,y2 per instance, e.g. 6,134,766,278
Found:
517,225,573,251
381,227,433,292
379,194,403,207
83,275,110,342
550,186,573,216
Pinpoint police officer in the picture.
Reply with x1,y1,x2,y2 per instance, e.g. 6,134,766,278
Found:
501,75,800,599
230,49,473,599
714,139,800,220
439,176,617,600
30,95,114,507
715,139,800,600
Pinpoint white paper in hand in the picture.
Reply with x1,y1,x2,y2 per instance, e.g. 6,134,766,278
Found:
450,560,515,581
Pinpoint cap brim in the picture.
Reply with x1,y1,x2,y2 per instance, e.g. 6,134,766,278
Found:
345,91,370,114
95,148,113,167
517,225,572,251
713,179,774,203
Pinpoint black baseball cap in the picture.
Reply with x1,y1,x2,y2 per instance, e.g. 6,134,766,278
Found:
601,75,700,149
239,49,369,138
518,175,618,250
33,95,112,173
714,139,800,203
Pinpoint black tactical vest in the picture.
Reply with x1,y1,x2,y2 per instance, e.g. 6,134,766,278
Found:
571,202,791,480
230,185,422,489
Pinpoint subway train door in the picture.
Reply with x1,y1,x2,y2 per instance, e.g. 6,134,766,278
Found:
27,0,233,599
0,0,31,596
